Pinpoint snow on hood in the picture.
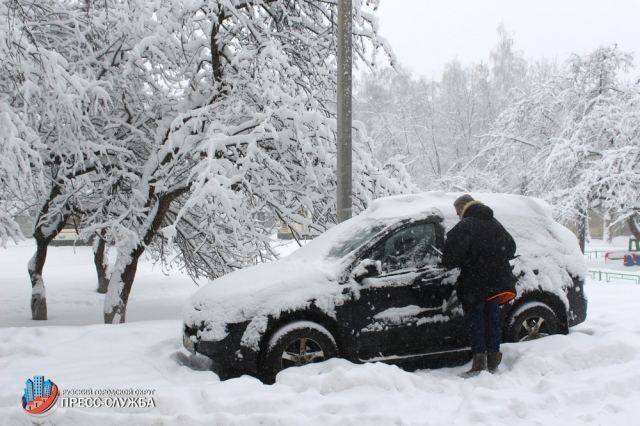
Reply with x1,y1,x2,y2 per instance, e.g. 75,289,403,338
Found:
184,254,347,347
184,191,586,350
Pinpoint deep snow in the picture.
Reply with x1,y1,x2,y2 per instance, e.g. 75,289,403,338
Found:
1,236,640,425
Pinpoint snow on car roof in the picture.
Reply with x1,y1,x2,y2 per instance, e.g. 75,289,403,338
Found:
184,191,586,349
293,190,584,274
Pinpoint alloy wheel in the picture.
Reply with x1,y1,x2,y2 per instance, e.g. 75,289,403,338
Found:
518,315,550,341
280,337,326,368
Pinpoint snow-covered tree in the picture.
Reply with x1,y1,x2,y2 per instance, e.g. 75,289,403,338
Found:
1,0,136,319
2,0,412,323
580,83,640,240
488,46,638,251
355,25,529,193
61,0,414,324
354,66,439,186
0,105,43,247
489,23,527,111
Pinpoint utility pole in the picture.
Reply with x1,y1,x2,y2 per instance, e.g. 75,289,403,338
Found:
336,0,352,223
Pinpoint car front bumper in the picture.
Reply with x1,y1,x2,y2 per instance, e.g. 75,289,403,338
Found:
183,321,258,379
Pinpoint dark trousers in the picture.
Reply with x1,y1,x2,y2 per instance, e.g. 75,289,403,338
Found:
464,298,501,354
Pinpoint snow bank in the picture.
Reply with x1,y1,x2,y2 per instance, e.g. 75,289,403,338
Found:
1,282,640,425
0,235,636,425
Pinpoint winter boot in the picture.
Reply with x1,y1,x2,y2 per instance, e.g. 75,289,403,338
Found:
487,352,502,373
459,353,487,378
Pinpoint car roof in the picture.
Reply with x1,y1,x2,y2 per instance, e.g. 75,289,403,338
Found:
291,191,556,259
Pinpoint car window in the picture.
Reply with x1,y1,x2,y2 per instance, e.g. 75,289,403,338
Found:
327,224,386,259
368,223,438,273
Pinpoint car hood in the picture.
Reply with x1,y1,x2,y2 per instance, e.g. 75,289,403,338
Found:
183,254,347,349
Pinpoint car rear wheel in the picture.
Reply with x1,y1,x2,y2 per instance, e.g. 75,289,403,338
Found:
260,321,338,384
505,302,560,343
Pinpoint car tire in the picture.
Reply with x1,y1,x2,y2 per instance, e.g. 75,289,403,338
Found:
505,302,560,343
260,321,338,384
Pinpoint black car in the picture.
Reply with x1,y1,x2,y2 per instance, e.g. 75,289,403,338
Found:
183,192,588,383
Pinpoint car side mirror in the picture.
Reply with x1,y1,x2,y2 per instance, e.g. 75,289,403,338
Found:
352,259,381,283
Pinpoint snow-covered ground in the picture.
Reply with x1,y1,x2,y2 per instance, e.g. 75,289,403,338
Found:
1,237,640,425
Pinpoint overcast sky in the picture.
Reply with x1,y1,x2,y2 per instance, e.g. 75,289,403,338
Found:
373,0,640,78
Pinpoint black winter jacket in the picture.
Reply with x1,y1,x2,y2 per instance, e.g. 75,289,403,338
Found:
441,201,517,311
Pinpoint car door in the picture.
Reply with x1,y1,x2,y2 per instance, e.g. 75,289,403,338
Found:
350,221,466,360
414,267,468,352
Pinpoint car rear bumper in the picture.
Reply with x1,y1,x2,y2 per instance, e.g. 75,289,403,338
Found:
567,276,588,327
183,321,258,379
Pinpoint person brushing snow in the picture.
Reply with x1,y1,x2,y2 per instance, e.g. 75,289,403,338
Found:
442,194,517,377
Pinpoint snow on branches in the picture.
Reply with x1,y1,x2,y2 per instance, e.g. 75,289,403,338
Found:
70,0,412,323
488,45,640,249
0,105,43,246
2,1,411,324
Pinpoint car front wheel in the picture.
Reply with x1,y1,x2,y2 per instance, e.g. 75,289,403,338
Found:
505,302,560,343
260,321,338,384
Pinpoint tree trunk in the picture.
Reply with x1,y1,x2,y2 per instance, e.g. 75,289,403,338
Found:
94,229,110,294
629,212,640,240
28,239,49,320
577,208,589,254
603,210,612,244
103,246,145,324
28,185,68,320
103,189,189,324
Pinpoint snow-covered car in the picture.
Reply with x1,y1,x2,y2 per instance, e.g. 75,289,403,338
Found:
183,192,587,383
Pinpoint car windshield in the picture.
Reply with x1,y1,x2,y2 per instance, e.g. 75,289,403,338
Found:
326,224,386,259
